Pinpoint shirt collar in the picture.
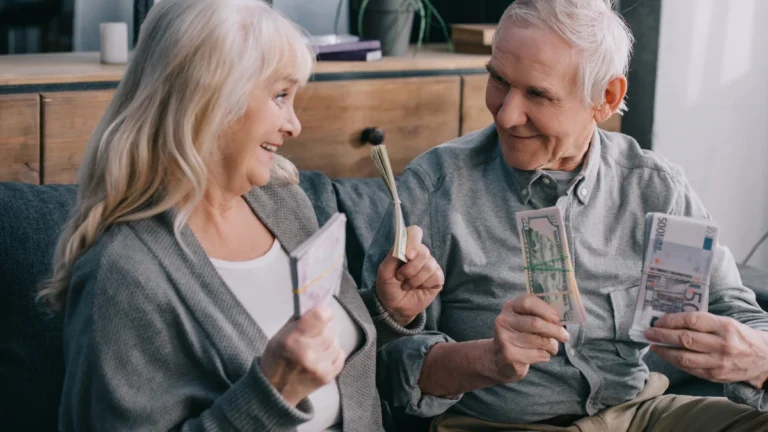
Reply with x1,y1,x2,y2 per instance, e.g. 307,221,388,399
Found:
499,127,602,205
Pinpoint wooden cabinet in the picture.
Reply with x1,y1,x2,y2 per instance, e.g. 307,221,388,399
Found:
0,94,40,184
41,90,115,184
0,48,624,184
286,76,460,178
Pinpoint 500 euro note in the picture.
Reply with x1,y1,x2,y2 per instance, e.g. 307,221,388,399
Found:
629,213,719,344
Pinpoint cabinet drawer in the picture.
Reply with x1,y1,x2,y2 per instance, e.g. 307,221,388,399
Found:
42,90,115,184
283,76,461,178
0,94,40,183
461,74,622,135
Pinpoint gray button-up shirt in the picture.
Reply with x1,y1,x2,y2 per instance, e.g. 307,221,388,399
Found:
361,125,768,423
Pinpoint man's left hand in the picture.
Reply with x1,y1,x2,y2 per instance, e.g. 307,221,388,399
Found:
375,225,444,327
646,312,768,389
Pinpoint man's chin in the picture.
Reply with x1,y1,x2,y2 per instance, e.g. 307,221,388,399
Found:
499,144,546,171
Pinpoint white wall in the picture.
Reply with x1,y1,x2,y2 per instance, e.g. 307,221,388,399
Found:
73,0,349,52
73,0,133,51
273,0,350,35
653,0,768,269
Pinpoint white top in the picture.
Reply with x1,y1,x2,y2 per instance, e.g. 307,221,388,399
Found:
210,239,362,432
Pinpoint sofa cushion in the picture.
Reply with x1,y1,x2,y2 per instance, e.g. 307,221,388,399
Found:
0,182,77,431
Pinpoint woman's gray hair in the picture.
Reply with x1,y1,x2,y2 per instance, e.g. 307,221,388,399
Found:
496,0,634,113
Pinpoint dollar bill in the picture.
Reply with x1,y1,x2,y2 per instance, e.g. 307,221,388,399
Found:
516,207,587,324
629,213,719,344
371,145,408,262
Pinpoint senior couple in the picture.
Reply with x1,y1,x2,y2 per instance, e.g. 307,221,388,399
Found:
45,0,768,431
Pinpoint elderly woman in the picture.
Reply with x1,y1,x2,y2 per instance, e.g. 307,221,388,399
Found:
38,1,443,431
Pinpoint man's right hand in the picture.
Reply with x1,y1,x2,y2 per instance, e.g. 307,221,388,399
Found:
260,306,345,406
490,294,571,382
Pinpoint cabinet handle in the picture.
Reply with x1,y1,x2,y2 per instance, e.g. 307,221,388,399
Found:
361,127,385,145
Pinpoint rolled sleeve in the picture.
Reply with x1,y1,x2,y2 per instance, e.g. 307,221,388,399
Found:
378,332,462,418
360,288,426,347
725,382,767,412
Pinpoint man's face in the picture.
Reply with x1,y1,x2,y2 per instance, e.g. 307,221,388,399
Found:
486,24,599,172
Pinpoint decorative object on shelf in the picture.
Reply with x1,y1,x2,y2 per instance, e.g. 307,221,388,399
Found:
99,22,129,64
450,23,496,55
341,0,451,57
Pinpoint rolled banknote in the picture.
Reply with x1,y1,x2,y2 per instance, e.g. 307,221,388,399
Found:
371,145,408,262
516,206,587,324
629,213,719,344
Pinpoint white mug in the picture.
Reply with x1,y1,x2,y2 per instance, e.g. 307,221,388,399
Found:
99,22,129,64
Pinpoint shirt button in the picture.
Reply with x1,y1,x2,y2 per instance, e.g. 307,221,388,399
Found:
580,188,587,196
522,189,529,196
542,178,551,185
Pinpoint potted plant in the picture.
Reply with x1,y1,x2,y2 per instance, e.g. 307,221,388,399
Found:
339,0,452,57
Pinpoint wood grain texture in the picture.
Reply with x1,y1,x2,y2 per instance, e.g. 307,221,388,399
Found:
0,94,40,183
0,45,489,86
283,76,461,178
41,90,114,184
461,74,623,135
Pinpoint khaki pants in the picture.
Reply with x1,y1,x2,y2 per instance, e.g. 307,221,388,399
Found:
431,373,768,432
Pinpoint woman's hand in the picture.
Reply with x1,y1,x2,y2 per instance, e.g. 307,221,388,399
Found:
375,225,444,326
260,306,345,405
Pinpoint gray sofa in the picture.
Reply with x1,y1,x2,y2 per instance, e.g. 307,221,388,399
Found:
1,172,766,431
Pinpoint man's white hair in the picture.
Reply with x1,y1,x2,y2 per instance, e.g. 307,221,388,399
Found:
495,0,634,113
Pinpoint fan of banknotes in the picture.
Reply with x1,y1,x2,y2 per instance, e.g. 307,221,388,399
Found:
629,213,719,344
371,145,408,262
516,207,587,324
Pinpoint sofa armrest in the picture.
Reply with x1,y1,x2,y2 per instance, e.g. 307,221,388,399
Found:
737,264,768,309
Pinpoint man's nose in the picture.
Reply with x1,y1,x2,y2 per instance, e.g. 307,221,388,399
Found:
495,90,528,129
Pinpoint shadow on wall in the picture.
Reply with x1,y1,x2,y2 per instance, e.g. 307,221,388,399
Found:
653,0,768,268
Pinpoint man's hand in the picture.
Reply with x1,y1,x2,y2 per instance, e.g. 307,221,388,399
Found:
646,312,768,389
375,225,444,326
490,295,570,383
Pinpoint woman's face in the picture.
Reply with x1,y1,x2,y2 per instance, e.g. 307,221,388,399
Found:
215,74,302,192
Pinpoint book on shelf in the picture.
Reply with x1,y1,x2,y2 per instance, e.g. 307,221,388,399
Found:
313,39,382,55
451,24,497,46
317,49,383,62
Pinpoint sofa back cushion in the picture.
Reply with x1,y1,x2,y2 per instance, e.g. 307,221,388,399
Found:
0,182,77,431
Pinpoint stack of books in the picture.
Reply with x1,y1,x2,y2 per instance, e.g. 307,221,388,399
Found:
309,34,383,62
450,24,496,55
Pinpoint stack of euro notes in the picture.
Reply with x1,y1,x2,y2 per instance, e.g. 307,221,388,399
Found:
516,207,587,324
629,213,719,344
371,145,408,262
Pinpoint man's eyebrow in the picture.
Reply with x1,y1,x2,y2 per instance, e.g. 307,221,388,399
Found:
485,64,508,83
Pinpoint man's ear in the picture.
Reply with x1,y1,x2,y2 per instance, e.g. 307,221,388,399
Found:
594,75,628,123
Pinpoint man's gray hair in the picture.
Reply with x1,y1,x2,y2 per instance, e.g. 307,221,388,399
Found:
496,0,634,113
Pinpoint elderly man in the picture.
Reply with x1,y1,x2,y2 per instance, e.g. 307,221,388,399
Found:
360,0,768,431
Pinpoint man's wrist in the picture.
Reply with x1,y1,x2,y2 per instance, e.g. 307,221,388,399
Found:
373,290,415,326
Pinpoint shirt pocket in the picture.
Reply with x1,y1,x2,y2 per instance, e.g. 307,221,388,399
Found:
609,285,647,360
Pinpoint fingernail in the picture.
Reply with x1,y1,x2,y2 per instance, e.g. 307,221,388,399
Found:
562,331,570,342
407,249,416,260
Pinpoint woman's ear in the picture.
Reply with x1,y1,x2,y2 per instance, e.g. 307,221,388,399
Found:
594,75,628,123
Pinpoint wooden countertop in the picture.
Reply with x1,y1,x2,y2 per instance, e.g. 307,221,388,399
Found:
0,44,490,87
